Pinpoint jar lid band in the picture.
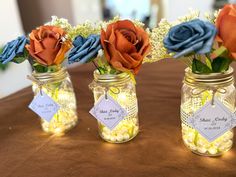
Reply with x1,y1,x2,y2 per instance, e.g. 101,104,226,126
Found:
30,67,67,84
93,70,131,86
184,67,234,88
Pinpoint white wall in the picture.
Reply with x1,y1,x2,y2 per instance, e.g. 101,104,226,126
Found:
165,0,214,21
106,0,150,20
0,0,31,98
71,0,102,24
0,0,23,43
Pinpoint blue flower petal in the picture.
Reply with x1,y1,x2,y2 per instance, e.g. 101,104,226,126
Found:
164,19,217,58
174,42,203,58
0,36,27,64
68,34,101,64
78,45,102,64
73,36,85,47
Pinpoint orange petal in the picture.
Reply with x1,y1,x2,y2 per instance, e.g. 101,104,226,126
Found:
125,52,144,74
27,25,68,66
26,44,48,65
52,26,65,36
141,44,151,58
108,43,132,68
122,53,142,68
36,49,59,65
216,5,232,29
110,60,128,72
115,30,136,53
136,27,151,56
101,29,111,62
228,4,236,17
219,15,236,52
108,27,117,47
215,35,223,43
54,40,71,65
42,37,60,50
106,42,133,71
106,20,136,39
231,52,236,60
133,63,142,74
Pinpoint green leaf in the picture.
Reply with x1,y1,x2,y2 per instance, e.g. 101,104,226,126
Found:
33,63,61,73
12,49,29,64
33,64,48,73
97,67,106,74
0,62,9,71
13,56,26,63
192,58,212,74
211,57,231,72
0,46,9,70
205,57,212,70
0,46,3,54
110,68,117,74
47,65,60,72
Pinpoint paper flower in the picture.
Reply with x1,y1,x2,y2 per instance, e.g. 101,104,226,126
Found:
68,34,101,64
164,19,217,58
215,4,236,59
0,36,28,64
101,20,151,74
26,25,71,66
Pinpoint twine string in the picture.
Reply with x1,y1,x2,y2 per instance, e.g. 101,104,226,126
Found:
89,81,121,99
27,75,54,96
191,86,227,105
104,86,121,99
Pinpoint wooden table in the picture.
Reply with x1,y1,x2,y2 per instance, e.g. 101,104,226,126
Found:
1,60,236,177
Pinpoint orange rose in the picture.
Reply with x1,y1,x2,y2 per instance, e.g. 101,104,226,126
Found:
101,20,151,74
26,25,71,66
216,4,236,59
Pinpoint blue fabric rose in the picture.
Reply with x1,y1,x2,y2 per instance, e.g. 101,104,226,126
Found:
0,36,28,64
164,19,217,58
68,34,101,64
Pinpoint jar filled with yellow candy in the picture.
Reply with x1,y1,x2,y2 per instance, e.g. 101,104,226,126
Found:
31,67,78,135
89,70,139,143
181,67,235,156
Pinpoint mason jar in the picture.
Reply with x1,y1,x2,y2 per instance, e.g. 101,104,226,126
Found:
89,70,139,143
181,67,235,156
31,67,78,135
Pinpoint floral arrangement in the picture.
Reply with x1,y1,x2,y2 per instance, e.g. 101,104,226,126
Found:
68,18,151,75
2,4,235,75
147,4,236,74
0,16,151,76
0,17,73,73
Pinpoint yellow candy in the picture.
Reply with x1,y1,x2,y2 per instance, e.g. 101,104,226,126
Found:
208,147,218,155
197,147,207,154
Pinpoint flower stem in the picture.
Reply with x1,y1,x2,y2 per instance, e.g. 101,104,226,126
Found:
92,60,102,74
27,56,35,71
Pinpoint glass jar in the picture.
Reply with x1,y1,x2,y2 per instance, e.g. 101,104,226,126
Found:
89,70,139,143
31,67,78,135
181,67,235,156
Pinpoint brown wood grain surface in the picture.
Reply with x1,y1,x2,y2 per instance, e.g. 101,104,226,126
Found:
0,60,236,177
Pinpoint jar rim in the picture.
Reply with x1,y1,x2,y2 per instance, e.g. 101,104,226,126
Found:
93,69,130,84
184,67,234,87
32,67,67,83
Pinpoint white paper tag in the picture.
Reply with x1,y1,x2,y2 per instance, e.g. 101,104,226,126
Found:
89,94,128,130
28,91,60,122
187,98,236,142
